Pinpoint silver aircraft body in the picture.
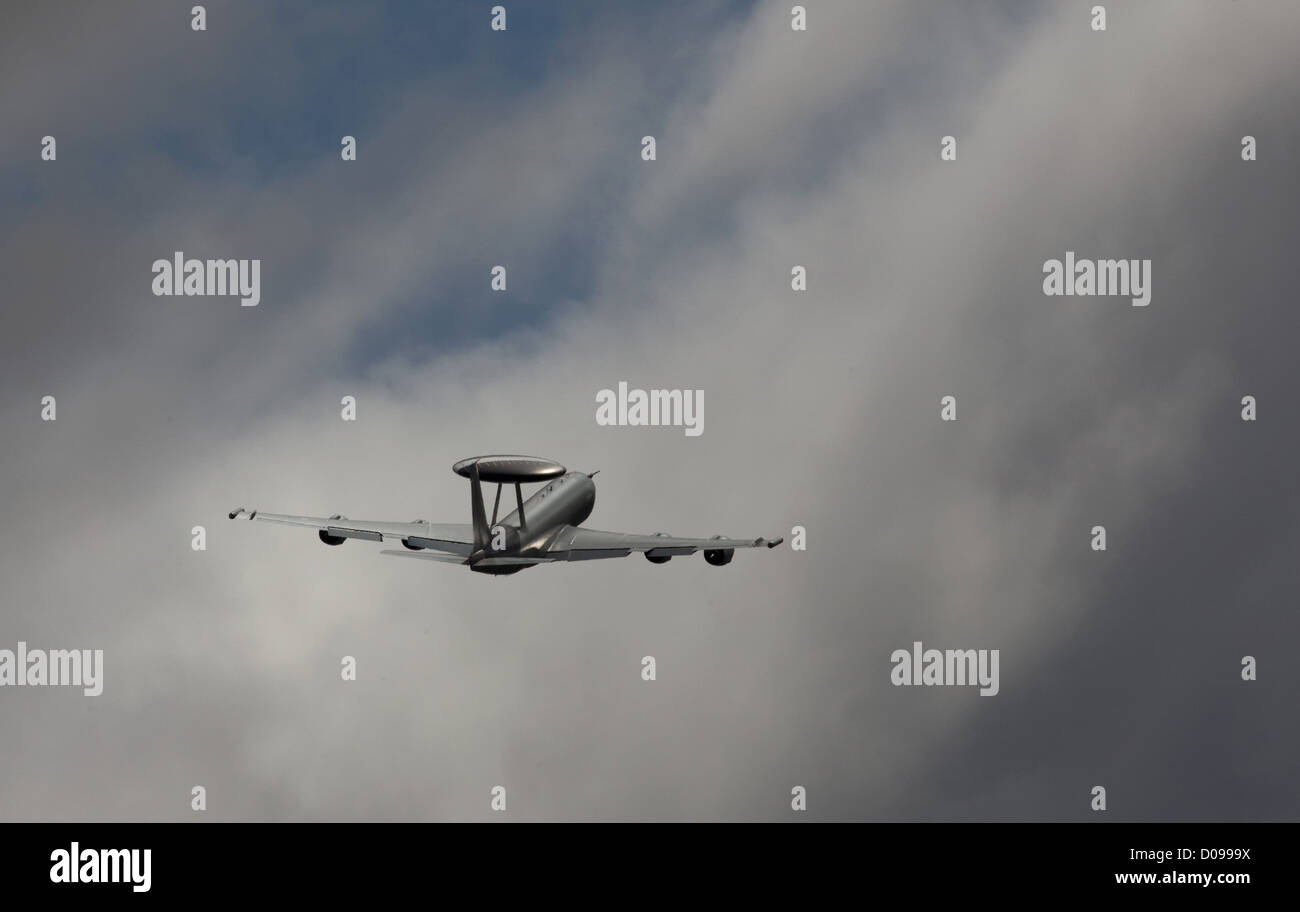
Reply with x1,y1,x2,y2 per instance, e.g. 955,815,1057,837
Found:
230,455,782,575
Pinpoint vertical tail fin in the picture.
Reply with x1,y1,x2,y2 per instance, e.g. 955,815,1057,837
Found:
469,461,490,552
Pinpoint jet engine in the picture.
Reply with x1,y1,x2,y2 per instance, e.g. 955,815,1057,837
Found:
703,534,733,566
644,532,675,564
320,514,347,546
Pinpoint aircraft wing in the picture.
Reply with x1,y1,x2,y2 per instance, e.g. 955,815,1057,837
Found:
228,508,475,556
544,525,783,561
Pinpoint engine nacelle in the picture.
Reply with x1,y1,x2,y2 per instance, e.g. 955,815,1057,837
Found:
401,539,424,551
645,554,671,564
319,530,346,546
703,548,733,566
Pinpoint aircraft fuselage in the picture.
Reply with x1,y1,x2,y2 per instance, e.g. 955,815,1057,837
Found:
474,471,596,573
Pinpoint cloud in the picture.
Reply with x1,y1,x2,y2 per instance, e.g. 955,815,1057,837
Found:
1,0,1297,820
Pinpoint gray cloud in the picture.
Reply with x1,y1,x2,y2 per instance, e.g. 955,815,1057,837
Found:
1,0,1297,820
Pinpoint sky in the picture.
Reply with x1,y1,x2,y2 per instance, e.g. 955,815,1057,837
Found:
1,0,1297,821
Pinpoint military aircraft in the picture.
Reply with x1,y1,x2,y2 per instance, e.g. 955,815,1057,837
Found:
229,455,782,575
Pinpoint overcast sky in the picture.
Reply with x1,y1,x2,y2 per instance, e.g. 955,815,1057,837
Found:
1,0,1297,821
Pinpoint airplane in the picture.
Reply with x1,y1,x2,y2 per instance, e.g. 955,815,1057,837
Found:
229,454,783,575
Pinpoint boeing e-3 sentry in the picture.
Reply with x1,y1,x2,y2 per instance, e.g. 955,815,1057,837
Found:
229,455,782,575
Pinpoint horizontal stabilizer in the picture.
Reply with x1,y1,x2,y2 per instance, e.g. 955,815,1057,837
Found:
473,556,557,567
379,550,467,565
403,536,474,555
327,526,383,542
